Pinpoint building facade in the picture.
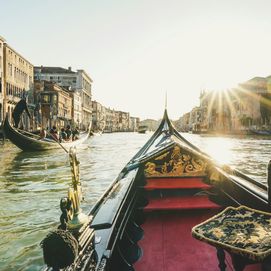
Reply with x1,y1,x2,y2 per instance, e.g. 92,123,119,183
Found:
71,89,82,129
117,111,130,132
180,76,269,134
77,70,92,130
0,36,5,124
35,81,72,129
104,108,115,133
92,100,106,132
2,41,34,129
129,117,139,132
34,66,92,130
34,66,77,88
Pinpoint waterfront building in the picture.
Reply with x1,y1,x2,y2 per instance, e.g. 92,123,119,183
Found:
0,36,5,124
104,108,115,133
34,81,72,129
189,106,201,133
197,90,209,132
102,105,140,133
180,92,224,133
179,112,191,132
71,89,82,129
77,70,92,130
179,75,271,134
198,90,233,133
34,66,77,88
217,79,269,132
1,39,34,129
129,116,139,132
117,111,130,132
92,100,106,132
238,77,266,127
34,66,92,130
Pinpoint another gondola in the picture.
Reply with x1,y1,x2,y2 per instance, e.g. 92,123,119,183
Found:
42,109,271,271
3,117,90,151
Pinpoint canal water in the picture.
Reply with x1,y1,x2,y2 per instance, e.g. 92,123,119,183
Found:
1,132,271,270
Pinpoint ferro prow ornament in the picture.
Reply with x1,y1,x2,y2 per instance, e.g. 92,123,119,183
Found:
41,147,95,271
60,146,91,231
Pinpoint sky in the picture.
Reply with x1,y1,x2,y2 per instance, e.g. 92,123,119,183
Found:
1,0,271,120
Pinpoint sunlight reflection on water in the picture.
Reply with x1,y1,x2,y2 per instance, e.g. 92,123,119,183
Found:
183,133,271,182
0,132,270,270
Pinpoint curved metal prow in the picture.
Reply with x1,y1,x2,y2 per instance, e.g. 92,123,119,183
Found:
126,108,209,169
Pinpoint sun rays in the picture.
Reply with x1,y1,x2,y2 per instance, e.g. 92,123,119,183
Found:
196,80,271,133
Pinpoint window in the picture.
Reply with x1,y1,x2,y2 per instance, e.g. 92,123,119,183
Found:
41,94,50,103
8,63,12,77
52,94,57,104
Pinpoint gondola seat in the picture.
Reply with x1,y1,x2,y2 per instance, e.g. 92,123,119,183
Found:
144,177,210,190
192,206,271,271
144,195,221,211
143,176,218,211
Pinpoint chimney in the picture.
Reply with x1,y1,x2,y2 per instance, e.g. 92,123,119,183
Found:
68,66,72,71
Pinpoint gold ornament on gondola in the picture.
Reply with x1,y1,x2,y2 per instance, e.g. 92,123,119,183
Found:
144,145,207,177
59,147,90,231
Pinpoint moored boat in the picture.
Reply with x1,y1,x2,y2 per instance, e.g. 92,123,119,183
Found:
41,109,271,271
249,128,271,136
138,125,148,134
3,117,90,151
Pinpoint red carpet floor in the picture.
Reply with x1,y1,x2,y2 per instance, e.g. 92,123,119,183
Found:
134,211,261,271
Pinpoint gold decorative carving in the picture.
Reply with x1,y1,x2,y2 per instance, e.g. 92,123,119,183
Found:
144,145,207,177
155,152,169,160
60,147,90,231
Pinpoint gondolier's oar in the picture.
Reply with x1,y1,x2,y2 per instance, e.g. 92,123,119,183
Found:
48,132,69,153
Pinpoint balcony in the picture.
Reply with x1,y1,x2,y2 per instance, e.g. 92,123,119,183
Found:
6,95,20,104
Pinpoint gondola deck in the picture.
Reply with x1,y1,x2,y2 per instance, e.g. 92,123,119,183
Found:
135,211,261,271
135,172,262,271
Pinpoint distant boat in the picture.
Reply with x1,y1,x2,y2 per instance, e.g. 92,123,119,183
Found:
89,122,105,136
191,124,208,134
249,128,271,135
89,129,103,136
191,128,208,134
138,125,148,134
3,117,90,151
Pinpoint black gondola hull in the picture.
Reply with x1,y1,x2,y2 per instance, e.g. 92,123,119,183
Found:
42,109,271,271
3,117,89,151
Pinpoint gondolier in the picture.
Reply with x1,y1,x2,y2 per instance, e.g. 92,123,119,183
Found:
12,97,31,128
